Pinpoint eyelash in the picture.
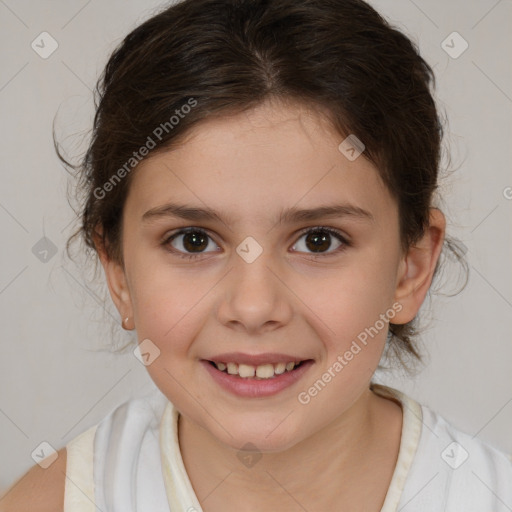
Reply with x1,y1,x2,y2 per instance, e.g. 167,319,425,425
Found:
162,226,351,261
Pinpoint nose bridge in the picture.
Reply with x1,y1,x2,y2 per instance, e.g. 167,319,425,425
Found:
217,243,292,332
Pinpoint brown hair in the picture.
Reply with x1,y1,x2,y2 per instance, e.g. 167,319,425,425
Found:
56,0,468,368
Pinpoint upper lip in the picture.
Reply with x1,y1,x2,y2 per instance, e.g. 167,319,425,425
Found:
205,352,311,366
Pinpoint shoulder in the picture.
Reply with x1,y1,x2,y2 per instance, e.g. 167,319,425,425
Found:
420,404,512,471
403,399,512,510
0,447,67,512
1,388,170,512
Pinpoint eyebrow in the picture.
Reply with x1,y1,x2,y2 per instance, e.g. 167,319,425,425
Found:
142,202,374,225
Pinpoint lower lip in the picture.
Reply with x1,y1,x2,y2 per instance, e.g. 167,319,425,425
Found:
201,360,314,398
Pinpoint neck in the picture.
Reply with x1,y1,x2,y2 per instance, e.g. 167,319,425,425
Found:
178,387,402,511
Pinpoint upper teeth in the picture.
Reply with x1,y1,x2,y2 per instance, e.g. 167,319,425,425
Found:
214,361,298,379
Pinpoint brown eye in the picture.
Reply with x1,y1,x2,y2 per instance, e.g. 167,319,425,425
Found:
305,230,331,252
182,231,208,252
167,228,220,255
292,228,345,254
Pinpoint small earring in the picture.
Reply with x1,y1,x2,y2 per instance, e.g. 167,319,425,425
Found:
122,317,131,330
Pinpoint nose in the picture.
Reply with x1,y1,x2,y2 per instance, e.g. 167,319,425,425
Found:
216,251,294,335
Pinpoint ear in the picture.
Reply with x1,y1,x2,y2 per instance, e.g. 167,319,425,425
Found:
392,208,446,324
95,234,135,330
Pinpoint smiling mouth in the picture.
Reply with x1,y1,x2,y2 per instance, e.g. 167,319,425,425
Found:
208,360,309,379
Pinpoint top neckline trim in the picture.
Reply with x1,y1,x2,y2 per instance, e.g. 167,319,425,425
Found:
159,384,423,511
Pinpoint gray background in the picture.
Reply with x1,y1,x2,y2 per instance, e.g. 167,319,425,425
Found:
0,0,511,491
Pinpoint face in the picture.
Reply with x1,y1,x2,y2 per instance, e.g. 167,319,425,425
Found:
108,100,415,452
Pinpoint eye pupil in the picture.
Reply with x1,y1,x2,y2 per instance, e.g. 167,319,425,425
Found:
183,231,208,252
305,230,331,252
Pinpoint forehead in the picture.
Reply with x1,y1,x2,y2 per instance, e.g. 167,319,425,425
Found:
125,100,396,228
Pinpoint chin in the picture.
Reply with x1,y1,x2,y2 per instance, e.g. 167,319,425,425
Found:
209,415,307,454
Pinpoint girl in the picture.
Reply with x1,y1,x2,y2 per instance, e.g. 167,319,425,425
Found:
2,0,511,510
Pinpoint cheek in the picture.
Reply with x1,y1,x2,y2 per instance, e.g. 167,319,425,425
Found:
130,268,208,349
128,265,215,405
293,265,397,419
304,257,398,348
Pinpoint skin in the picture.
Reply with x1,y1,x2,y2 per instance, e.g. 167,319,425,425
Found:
0,448,66,511
98,98,446,511
1,98,445,511
101,98,445,511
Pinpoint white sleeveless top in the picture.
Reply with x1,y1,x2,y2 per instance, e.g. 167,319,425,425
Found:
63,385,512,511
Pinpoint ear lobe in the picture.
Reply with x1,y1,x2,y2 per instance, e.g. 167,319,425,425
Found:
392,208,446,324
95,233,134,329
